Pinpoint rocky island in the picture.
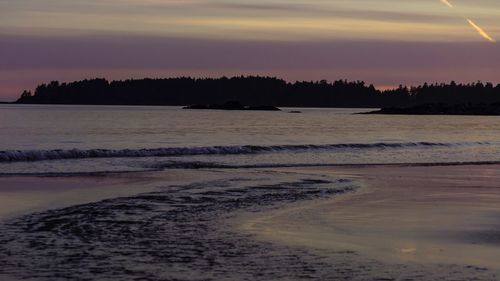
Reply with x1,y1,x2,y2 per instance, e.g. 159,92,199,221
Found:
364,103,500,116
183,101,281,111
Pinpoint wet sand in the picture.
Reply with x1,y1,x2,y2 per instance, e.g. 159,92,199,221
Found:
2,165,500,280
0,169,358,280
0,170,212,220
238,164,500,273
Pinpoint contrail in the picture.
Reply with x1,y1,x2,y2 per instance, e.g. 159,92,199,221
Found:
466,18,496,42
440,0,453,8
438,0,496,43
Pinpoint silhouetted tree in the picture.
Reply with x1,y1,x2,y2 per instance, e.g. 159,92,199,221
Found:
15,76,500,108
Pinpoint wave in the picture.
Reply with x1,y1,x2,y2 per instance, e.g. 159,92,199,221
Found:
4,160,500,177
0,141,489,163
149,159,500,170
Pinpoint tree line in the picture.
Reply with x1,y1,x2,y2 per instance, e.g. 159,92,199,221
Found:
16,76,500,108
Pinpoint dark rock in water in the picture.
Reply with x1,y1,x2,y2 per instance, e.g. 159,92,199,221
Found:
213,101,246,110
183,101,280,111
363,103,500,116
246,105,281,111
183,101,243,110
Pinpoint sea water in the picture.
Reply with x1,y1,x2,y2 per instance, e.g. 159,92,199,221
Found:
2,104,500,280
1,104,500,175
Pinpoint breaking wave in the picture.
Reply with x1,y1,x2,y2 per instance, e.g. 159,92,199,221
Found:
0,141,489,163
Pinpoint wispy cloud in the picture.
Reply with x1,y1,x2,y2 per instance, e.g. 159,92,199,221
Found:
1,0,499,99
466,18,496,42
440,0,453,8
2,0,498,42
438,0,496,43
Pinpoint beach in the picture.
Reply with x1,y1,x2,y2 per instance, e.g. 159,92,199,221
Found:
2,105,500,280
3,0,500,278
0,170,207,220
1,164,500,280
237,164,500,279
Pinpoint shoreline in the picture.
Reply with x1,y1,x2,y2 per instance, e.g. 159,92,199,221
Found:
235,164,500,273
0,169,218,221
0,168,357,280
2,164,500,279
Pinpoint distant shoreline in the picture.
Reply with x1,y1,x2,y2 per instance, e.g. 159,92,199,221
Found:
13,76,500,108
1,103,375,109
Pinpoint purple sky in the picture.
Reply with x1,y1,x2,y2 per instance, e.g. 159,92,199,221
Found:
1,0,499,100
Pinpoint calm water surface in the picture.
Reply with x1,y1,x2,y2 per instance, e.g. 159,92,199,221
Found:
2,104,500,174
2,105,500,281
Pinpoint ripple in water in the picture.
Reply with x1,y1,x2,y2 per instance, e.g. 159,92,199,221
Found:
0,173,497,281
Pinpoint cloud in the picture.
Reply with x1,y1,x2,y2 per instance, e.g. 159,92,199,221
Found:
466,18,496,42
1,0,499,99
2,33,499,71
2,0,495,41
438,0,496,42
440,0,454,8
1,32,499,100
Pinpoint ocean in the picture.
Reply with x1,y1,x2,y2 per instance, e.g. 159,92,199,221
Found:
2,104,500,175
2,104,500,280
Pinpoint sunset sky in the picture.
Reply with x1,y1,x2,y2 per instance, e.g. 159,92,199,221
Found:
1,0,499,100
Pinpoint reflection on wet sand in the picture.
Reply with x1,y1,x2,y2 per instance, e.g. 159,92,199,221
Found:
239,165,500,273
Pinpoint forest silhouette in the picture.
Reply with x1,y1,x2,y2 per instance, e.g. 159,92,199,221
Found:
15,76,500,108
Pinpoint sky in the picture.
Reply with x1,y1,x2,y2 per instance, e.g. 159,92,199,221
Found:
1,0,499,101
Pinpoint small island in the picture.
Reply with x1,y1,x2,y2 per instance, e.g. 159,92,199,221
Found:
183,101,281,111
364,103,500,116
12,78,500,110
